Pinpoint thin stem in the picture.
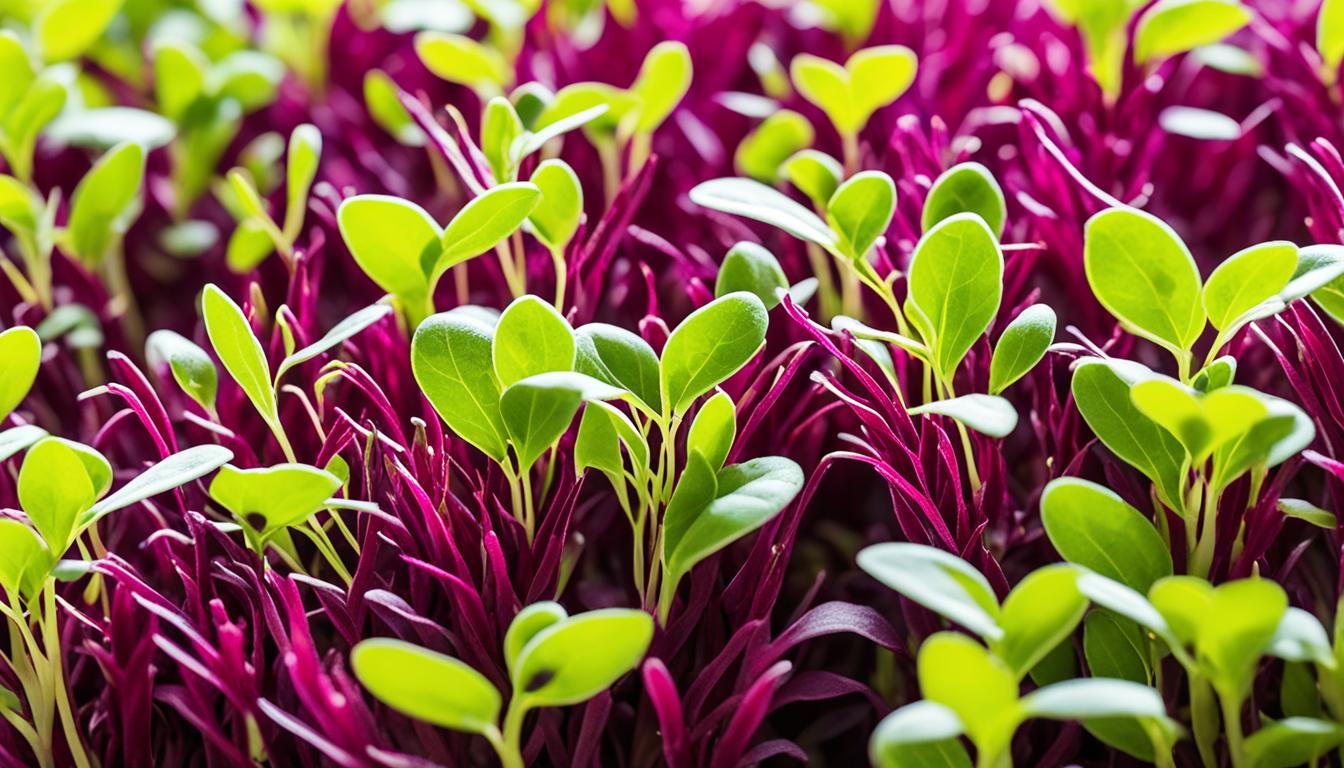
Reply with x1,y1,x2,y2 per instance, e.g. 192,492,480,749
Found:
942,379,982,492
520,465,536,543
267,418,298,463
1220,692,1246,768
485,725,524,768
550,245,568,311
841,130,860,176
501,698,529,768
43,584,90,768
494,242,524,298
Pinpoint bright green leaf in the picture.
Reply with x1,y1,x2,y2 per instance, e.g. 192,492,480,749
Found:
512,609,653,707
1040,478,1173,593
907,213,1003,380
989,304,1055,394
660,292,768,415
715,242,788,309
922,162,1007,237
826,170,895,260
857,542,1003,642
411,309,507,462
352,638,501,735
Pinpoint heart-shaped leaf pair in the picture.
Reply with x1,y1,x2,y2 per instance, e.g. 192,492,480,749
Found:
339,184,540,322
858,543,1090,679
870,630,1169,768
352,604,652,762
209,463,341,545
415,296,625,470
1086,207,1344,372
790,45,917,135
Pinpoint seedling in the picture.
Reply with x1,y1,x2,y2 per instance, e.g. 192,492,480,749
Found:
353,604,653,768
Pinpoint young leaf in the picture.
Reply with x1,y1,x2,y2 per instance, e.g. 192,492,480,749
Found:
1195,579,1287,699
275,304,392,383
735,110,814,184
909,394,1018,438
504,602,568,677
791,45,917,134
147,330,218,413
1202,241,1297,332
826,171,895,260
715,242,788,309
67,142,145,264
201,284,278,425
19,438,100,551
209,463,341,538
481,97,523,182
575,401,648,479
782,149,843,209
337,195,441,306
364,70,425,146
1084,611,1151,684
283,124,321,240
662,456,802,592
528,160,583,251
1134,0,1251,64
1243,717,1344,768
1040,478,1173,593
922,162,1007,237
438,182,541,276
917,632,1020,759
0,519,50,601
414,32,510,91
1084,207,1204,359
869,701,971,768
1071,359,1186,507
994,565,1087,679
1020,678,1167,721
574,324,662,413
906,213,1003,380
1192,355,1237,392
500,372,623,467
857,542,1003,641
84,444,233,524
629,41,692,133
411,310,508,462
493,296,576,388
660,292,768,415
352,638,501,735
512,609,654,707
35,0,122,62
0,33,33,115
1129,379,1267,461
1268,608,1335,667
686,391,736,471
1148,575,1215,645
689,177,839,252
989,304,1055,394
0,326,41,423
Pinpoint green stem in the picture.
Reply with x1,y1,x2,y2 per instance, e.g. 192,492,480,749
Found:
841,130,860,176
1190,676,1220,768
550,245,568,311
501,698,529,768
1220,691,1246,768
43,584,90,768
1191,478,1219,578
485,725,524,768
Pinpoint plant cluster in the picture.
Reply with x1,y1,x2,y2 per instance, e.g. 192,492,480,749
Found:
4,0,1344,766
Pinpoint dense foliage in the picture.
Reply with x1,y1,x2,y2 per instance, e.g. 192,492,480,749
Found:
4,0,1344,765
